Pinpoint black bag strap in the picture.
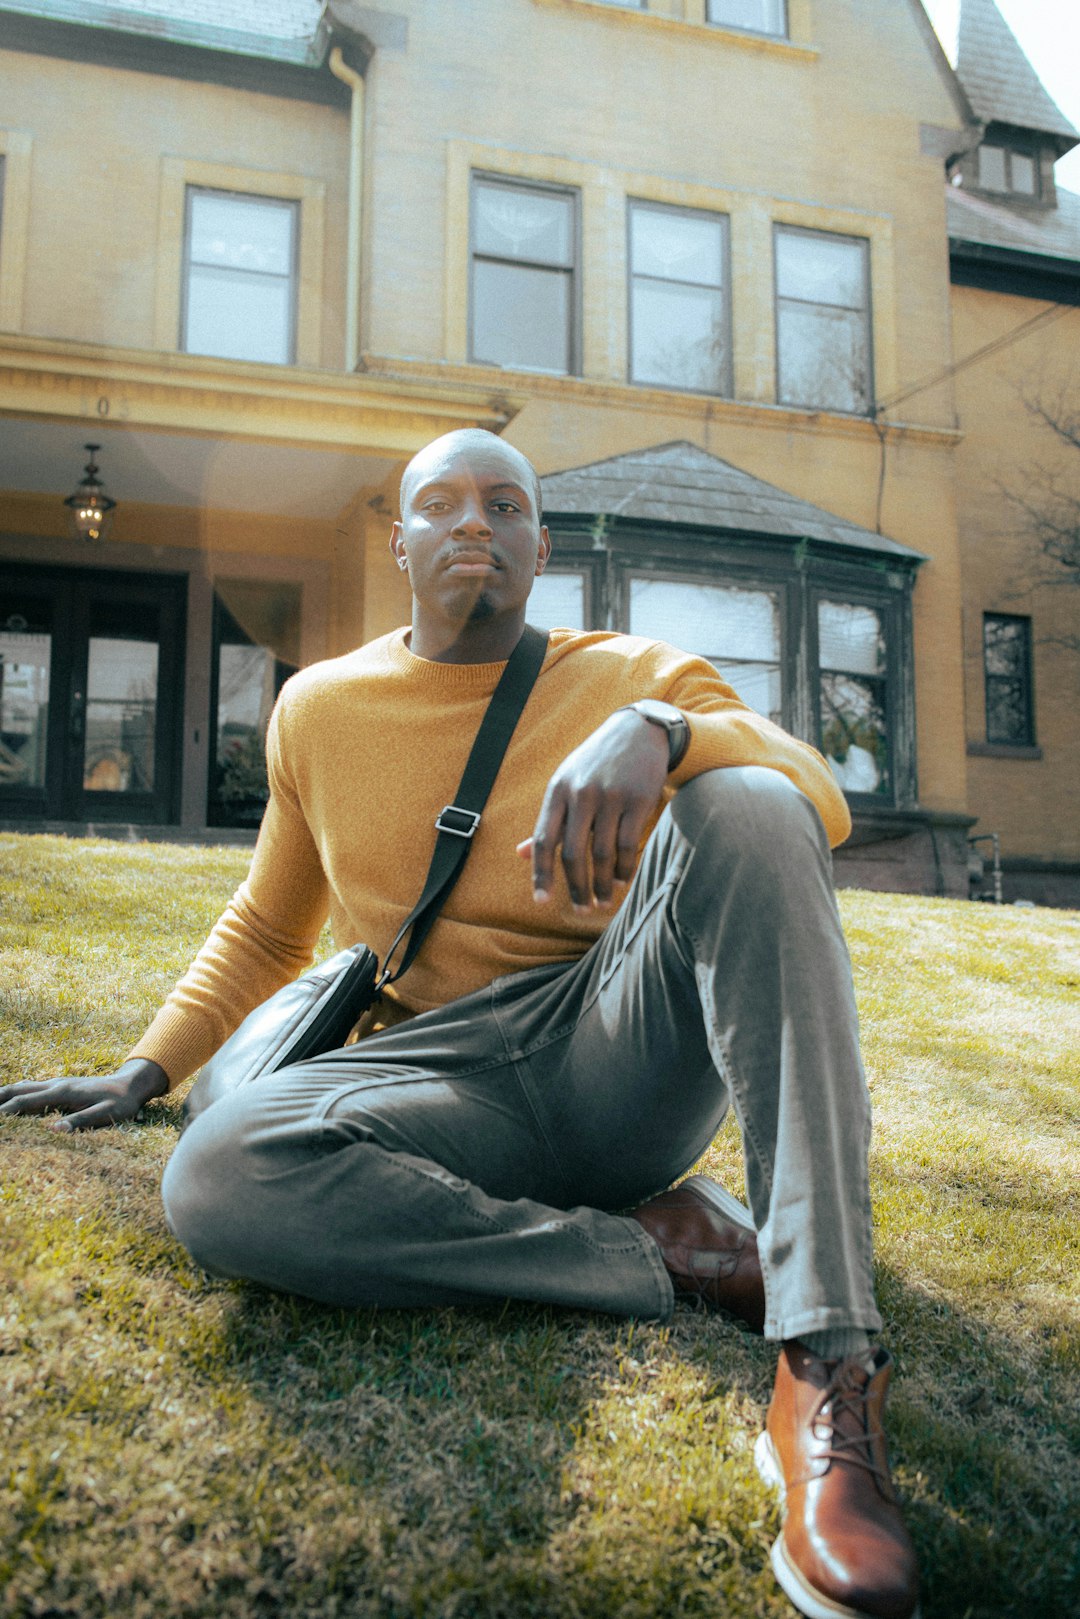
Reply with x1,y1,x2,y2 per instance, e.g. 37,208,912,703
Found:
377,623,548,991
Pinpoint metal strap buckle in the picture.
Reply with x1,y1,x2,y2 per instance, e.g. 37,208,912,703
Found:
435,804,481,839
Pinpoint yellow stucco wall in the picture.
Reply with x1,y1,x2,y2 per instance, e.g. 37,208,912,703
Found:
6,1,1043,840
351,0,970,812
951,286,1080,862
0,47,350,369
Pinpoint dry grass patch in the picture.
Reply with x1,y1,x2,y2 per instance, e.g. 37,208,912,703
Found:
1,834,1078,1618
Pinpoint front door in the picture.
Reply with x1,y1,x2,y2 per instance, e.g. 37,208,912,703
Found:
0,565,186,824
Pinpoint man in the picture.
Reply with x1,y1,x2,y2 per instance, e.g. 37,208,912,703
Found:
0,430,919,1619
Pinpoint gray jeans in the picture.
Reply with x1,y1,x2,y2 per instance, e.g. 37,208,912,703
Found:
162,767,882,1341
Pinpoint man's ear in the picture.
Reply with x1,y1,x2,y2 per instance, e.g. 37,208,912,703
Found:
535,526,552,577
389,521,406,569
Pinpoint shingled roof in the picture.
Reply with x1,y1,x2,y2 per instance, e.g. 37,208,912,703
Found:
948,180,1080,264
540,442,924,561
0,1,325,61
954,0,1078,145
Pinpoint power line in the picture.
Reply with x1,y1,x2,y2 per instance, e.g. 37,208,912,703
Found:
875,301,1077,417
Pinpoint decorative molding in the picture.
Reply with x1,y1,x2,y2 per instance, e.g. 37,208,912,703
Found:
360,351,963,448
0,333,524,453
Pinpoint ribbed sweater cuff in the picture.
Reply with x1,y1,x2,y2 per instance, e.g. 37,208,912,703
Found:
128,1005,216,1092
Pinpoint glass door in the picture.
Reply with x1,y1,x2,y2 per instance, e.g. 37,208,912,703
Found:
0,566,186,824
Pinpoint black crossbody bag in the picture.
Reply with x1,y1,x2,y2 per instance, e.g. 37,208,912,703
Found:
183,626,549,1124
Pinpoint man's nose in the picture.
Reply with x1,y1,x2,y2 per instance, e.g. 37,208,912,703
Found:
452,498,493,536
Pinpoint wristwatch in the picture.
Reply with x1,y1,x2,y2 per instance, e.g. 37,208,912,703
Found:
618,699,691,772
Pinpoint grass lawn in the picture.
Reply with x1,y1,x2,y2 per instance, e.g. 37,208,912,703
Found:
1,832,1077,1619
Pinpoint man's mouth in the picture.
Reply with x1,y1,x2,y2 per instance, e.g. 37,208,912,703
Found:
445,551,500,574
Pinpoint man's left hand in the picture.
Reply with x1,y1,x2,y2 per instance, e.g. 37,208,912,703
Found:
517,709,670,910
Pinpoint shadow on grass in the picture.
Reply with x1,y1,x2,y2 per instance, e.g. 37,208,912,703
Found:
205,1261,1079,1618
4,1117,1076,1618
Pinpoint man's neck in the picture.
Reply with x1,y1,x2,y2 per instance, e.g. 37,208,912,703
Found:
408,610,526,665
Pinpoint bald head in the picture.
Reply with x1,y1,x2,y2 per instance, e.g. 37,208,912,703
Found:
399,430,542,521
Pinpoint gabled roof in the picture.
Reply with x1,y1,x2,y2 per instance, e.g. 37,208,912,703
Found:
540,442,924,562
948,181,1080,265
954,0,1078,144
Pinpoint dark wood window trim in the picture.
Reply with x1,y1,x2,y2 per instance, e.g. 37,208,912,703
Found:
967,741,1043,761
540,516,919,809
983,611,1036,747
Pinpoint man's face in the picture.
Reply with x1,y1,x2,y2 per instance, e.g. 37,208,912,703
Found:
390,439,551,632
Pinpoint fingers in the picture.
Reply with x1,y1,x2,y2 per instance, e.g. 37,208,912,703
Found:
0,1077,140,1129
527,791,632,911
0,1081,68,1118
47,1100,132,1133
529,784,567,905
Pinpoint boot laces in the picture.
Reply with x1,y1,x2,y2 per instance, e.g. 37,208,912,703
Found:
811,1359,890,1485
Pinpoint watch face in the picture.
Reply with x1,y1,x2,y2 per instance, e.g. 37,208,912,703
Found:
636,700,675,726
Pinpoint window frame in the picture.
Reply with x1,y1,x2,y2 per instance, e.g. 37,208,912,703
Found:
706,0,789,39
983,612,1036,747
617,557,792,732
626,197,733,397
773,223,875,416
808,582,906,807
539,518,918,810
977,142,1041,200
180,185,301,367
206,582,302,828
468,171,582,377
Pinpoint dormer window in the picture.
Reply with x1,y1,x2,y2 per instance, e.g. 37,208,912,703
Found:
977,143,1039,197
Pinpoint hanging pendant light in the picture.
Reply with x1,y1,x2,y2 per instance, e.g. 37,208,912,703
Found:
63,443,117,543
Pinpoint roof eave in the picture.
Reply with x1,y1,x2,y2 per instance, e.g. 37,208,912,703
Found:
541,506,927,566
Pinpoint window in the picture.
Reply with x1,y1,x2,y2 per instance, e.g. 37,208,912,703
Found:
629,201,731,394
536,525,915,805
983,614,1034,745
528,570,588,632
977,143,1039,197
182,188,299,365
708,0,786,36
208,580,301,826
817,600,889,796
775,226,872,414
627,576,782,723
470,175,578,374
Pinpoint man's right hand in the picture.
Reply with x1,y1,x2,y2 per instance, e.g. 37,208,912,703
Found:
0,1059,169,1132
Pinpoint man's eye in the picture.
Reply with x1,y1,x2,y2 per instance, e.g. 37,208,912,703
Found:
493,501,520,513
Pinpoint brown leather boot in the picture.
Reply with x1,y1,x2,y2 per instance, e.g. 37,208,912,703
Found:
627,1175,765,1332
755,1343,920,1619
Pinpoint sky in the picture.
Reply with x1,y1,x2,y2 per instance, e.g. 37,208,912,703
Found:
922,0,1080,193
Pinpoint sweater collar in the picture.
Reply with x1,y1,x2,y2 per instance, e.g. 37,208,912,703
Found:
386,626,513,689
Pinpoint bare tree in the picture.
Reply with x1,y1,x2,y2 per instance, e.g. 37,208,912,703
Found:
1010,389,1080,580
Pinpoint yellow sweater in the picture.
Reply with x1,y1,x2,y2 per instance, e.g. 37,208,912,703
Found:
132,628,851,1088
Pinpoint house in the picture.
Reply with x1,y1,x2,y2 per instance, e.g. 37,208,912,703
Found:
0,0,1076,901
